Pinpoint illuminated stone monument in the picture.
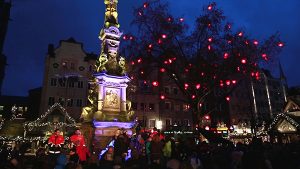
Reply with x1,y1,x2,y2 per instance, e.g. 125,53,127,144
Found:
81,0,135,150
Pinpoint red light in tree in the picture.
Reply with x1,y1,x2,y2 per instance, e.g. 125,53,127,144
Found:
152,81,159,87
226,24,231,29
220,83,224,87
251,72,255,77
184,83,189,89
140,71,144,75
232,80,237,84
167,17,172,22
168,59,172,64
208,23,211,27
205,126,210,130
208,45,211,50
237,67,240,72
160,95,165,100
161,34,167,39
199,103,202,107
137,58,142,63
238,32,243,37
241,59,247,64
123,35,127,40
226,96,230,101
143,3,148,8
164,60,168,64
204,115,210,120
227,40,232,44
138,11,143,16
148,44,153,48
131,61,135,65
208,4,213,10
262,53,268,60
160,68,166,72
208,37,213,42
179,18,184,22
192,95,196,99
185,68,189,72
226,80,231,86
223,53,229,59
278,42,284,47
158,39,162,44
201,72,205,76
143,80,147,84
130,76,134,79
129,36,133,40
245,40,249,45
196,84,201,89
253,40,259,45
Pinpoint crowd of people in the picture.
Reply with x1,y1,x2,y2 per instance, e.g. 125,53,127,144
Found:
0,127,299,169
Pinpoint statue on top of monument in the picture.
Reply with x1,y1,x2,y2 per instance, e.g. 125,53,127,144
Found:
104,0,119,28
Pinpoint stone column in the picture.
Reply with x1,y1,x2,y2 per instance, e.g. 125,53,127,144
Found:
120,84,127,112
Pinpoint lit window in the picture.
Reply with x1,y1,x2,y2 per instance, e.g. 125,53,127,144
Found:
0,106,4,111
183,104,190,111
149,119,156,128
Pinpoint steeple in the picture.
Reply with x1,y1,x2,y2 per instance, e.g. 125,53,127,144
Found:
96,0,126,76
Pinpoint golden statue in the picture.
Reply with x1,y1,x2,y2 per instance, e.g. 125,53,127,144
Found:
104,0,119,28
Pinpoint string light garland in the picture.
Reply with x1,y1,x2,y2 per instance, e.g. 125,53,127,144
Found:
269,113,300,131
24,103,76,132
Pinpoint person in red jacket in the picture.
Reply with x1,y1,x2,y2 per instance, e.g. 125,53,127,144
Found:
70,129,90,164
48,129,64,155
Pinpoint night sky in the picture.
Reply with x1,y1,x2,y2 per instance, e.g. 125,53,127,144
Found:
2,0,300,96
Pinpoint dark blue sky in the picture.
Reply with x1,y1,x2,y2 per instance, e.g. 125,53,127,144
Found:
2,0,300,96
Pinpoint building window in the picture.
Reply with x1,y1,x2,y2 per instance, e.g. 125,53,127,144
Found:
68,82,75,88
149,119,156,128
174,104,180,111
0,106,3,111
70,63,75,70
173,88,178,95
140,103,145,111
183,104,190,111
76,99,83,107
149,103,155,111
50,78,57,86
165,102,171,110
183,119,189,126
67,99,73,107
58,98,65,106
78,81,83,88
166,119,171,127
164,87,170,94
48,97,55,106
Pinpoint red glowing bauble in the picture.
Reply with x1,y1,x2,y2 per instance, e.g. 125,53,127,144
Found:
192,95,196,99
131,61,135,65
241,59,247,64
137,58,142,63
196,84,201,89
278,42,284,47
179,18,184,22
160,68,166,72
160,95,165,100
152,81,159,87
226,96,230,101
123,35,127,40
162,34,167,39
226,80,231,86
208,5,213,10
148,44,153,48
232,80,237,84
253,40,259,45
223,53,229,59
208,37,213,42
143,3,148,8
204,115,210,120
238,32,243,37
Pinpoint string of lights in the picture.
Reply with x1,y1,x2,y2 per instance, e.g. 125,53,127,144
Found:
24,103,76,131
